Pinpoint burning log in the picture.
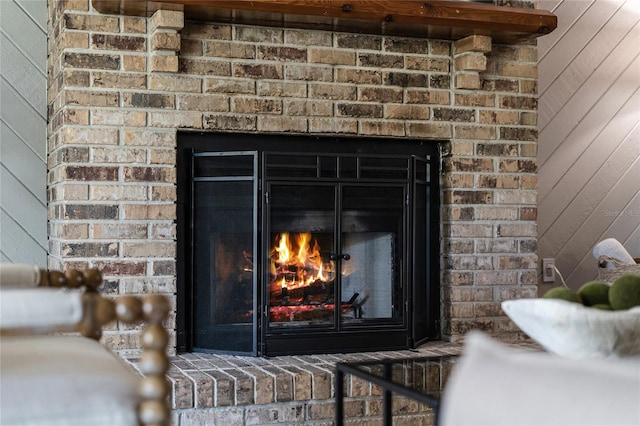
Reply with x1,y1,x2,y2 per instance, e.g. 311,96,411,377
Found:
269,303,352,322
270,278,334,305
268,292,367,322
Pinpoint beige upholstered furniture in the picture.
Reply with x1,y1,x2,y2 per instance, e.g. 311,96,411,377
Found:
0,264,171,426
439,332,640,426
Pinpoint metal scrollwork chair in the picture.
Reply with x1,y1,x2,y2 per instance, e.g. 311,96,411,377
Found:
0,264,171,426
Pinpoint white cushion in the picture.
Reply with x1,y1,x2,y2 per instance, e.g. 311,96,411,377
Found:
0,264,40,288
0,289,83,330
502,298,640,359
0,335,140,426
440,332,640,426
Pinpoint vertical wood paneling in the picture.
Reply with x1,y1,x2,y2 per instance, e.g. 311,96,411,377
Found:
0,0,47,266
537,0,640,290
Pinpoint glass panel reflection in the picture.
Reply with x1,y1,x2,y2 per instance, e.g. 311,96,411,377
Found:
341,186,405,324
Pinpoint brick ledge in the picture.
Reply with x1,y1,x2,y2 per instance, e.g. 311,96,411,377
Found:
125,339,539,424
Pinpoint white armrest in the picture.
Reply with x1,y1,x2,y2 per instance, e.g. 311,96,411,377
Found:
440,332,640,426
0,288,83,330
0,264,41,288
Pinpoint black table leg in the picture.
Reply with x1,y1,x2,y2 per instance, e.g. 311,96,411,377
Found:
335,369,344,426
383,364,392,426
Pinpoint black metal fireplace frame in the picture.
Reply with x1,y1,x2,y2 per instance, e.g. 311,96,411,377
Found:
176,132,441,356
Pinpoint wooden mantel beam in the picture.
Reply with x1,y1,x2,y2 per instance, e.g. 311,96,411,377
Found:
92,0,557,43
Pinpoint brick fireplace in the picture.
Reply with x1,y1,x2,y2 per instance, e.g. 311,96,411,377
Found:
46,0,548,421
46,0,551,420
47,0,543,359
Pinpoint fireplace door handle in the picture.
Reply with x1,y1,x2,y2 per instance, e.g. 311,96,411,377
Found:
330,254,351,261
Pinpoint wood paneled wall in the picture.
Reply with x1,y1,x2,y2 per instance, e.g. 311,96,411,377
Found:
0,0,47,265
537,0,640,290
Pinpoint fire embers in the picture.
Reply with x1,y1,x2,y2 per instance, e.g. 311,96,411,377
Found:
269,303,350,322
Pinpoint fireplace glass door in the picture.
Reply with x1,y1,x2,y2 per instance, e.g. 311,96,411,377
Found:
267,184,405,331
261,151,416,355
340,185,405,325
191,152,258,354
267,184,336,327
177,133,440,356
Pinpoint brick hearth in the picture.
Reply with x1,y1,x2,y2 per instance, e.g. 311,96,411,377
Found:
126,340,539,425
150,342,464,425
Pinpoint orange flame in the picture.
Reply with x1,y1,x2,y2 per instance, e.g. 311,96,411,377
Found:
275,233,291,263
296,233,310,265
271,232,333,290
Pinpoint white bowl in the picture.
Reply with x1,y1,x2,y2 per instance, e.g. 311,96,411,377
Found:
502,298,640,359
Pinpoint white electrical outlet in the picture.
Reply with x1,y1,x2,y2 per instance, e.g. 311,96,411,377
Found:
542,258,556,282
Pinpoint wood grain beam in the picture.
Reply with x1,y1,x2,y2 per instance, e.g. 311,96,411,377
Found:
92,0,557,43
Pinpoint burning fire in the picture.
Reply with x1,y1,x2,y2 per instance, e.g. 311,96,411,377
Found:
270,232,334,290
